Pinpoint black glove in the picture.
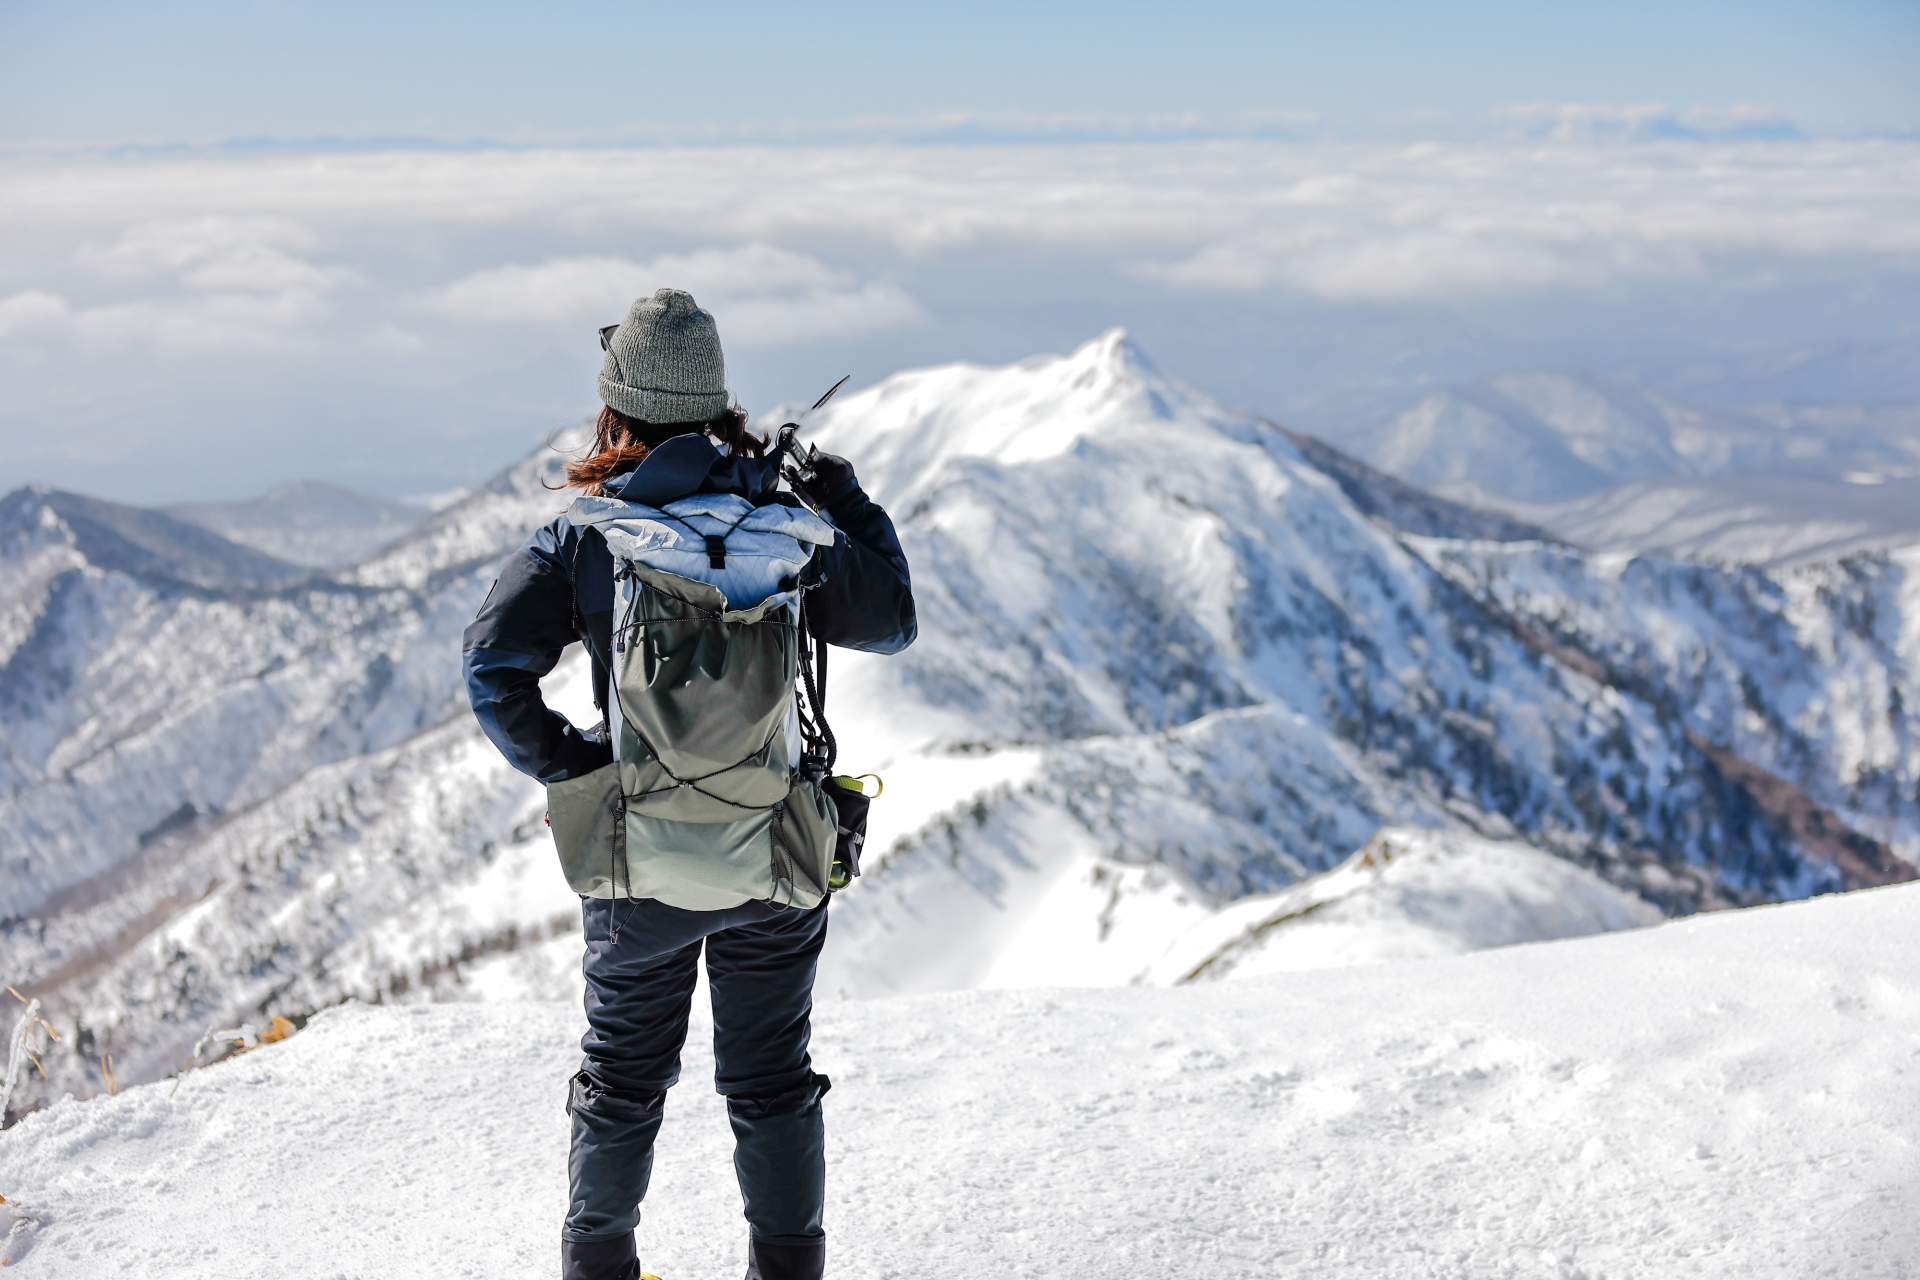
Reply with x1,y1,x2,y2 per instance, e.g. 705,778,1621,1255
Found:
791,450,860,510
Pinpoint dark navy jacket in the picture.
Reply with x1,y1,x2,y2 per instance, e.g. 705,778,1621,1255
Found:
463,434,916,783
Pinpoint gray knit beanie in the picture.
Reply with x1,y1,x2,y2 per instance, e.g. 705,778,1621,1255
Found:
597,288,729,422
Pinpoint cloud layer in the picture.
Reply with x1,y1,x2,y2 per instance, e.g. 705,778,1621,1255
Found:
6,136,1915,307
2,217,354,350
0,132,1914,500
3,136,1915,363
421,245,924,343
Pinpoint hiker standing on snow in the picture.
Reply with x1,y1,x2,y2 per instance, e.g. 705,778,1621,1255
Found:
463,288,916,1280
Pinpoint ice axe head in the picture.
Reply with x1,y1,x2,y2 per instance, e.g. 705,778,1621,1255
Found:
774,422,816,481
773,374,849,489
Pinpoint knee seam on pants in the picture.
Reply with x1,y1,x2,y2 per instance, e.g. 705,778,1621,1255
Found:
726,1071,831,1119
561,1229,640,1244
569,1070,667,1121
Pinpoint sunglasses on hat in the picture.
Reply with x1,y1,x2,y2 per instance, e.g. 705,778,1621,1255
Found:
598,324,619,351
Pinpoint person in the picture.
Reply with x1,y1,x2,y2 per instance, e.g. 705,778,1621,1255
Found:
463,288,916,1280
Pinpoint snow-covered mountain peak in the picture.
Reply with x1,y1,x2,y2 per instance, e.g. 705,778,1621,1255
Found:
804,328,1229,510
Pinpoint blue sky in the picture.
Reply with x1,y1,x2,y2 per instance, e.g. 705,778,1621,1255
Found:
3,0,1915,145
0,2,1916,503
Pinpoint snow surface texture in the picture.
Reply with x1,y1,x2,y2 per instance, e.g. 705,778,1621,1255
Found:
1336,371,1920,565
5,331,1918,1114
3,883,1917,1279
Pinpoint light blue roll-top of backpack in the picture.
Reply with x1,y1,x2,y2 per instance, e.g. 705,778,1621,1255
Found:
568,492,837,608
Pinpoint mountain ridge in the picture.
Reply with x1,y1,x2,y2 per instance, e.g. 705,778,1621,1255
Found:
0,486,313,596
5,331,1918,1115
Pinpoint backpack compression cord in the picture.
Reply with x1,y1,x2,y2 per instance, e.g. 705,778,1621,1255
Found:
795,600,835,779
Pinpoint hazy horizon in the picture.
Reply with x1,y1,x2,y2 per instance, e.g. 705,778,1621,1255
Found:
2,1,1915,505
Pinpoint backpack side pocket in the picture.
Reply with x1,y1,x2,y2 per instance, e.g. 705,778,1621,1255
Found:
769,776,837,909
547,762,624,897
824,776,875,889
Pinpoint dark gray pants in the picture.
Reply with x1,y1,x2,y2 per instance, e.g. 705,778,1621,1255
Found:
562,896,830,1280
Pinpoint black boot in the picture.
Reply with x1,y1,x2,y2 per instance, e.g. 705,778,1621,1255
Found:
562,1233,639,1280
744,1238,824,1280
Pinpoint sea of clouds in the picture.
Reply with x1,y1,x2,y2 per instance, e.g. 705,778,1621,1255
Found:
2,122,1916,502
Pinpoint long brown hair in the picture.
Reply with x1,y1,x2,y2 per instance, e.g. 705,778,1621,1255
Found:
559,403,766,495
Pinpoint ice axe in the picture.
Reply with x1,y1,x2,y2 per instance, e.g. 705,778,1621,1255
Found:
773,374,850,494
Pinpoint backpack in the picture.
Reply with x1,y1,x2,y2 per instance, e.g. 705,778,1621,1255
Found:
544,490,843,911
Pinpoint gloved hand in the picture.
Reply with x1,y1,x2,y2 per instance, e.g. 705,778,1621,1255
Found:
790,449,860,510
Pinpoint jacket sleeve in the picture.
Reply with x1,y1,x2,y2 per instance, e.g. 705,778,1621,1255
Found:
462,520,613,783
804,485,917,654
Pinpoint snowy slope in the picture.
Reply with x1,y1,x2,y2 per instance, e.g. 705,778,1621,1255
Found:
0,439,582,925
816,823,1659,997
4,882,1916,1279
0,489,436,920
7,333,1919,1117
0,448,584,1106
807,334,1913,995
1409,536,1920,869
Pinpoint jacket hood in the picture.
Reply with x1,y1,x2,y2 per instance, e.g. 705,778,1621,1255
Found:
603,433,782,508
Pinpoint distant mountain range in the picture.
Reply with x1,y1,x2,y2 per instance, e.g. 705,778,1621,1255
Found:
4,332,1917,1116
164,481,434,568
1330,368,1920,564
1652,335,1920,408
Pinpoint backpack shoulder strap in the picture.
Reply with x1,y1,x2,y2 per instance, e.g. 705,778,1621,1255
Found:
567,524,606,638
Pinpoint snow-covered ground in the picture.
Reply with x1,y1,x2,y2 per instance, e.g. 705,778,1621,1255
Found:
4,882,1917,1280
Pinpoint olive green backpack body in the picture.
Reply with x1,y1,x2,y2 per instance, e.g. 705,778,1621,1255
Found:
546,496,841,912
